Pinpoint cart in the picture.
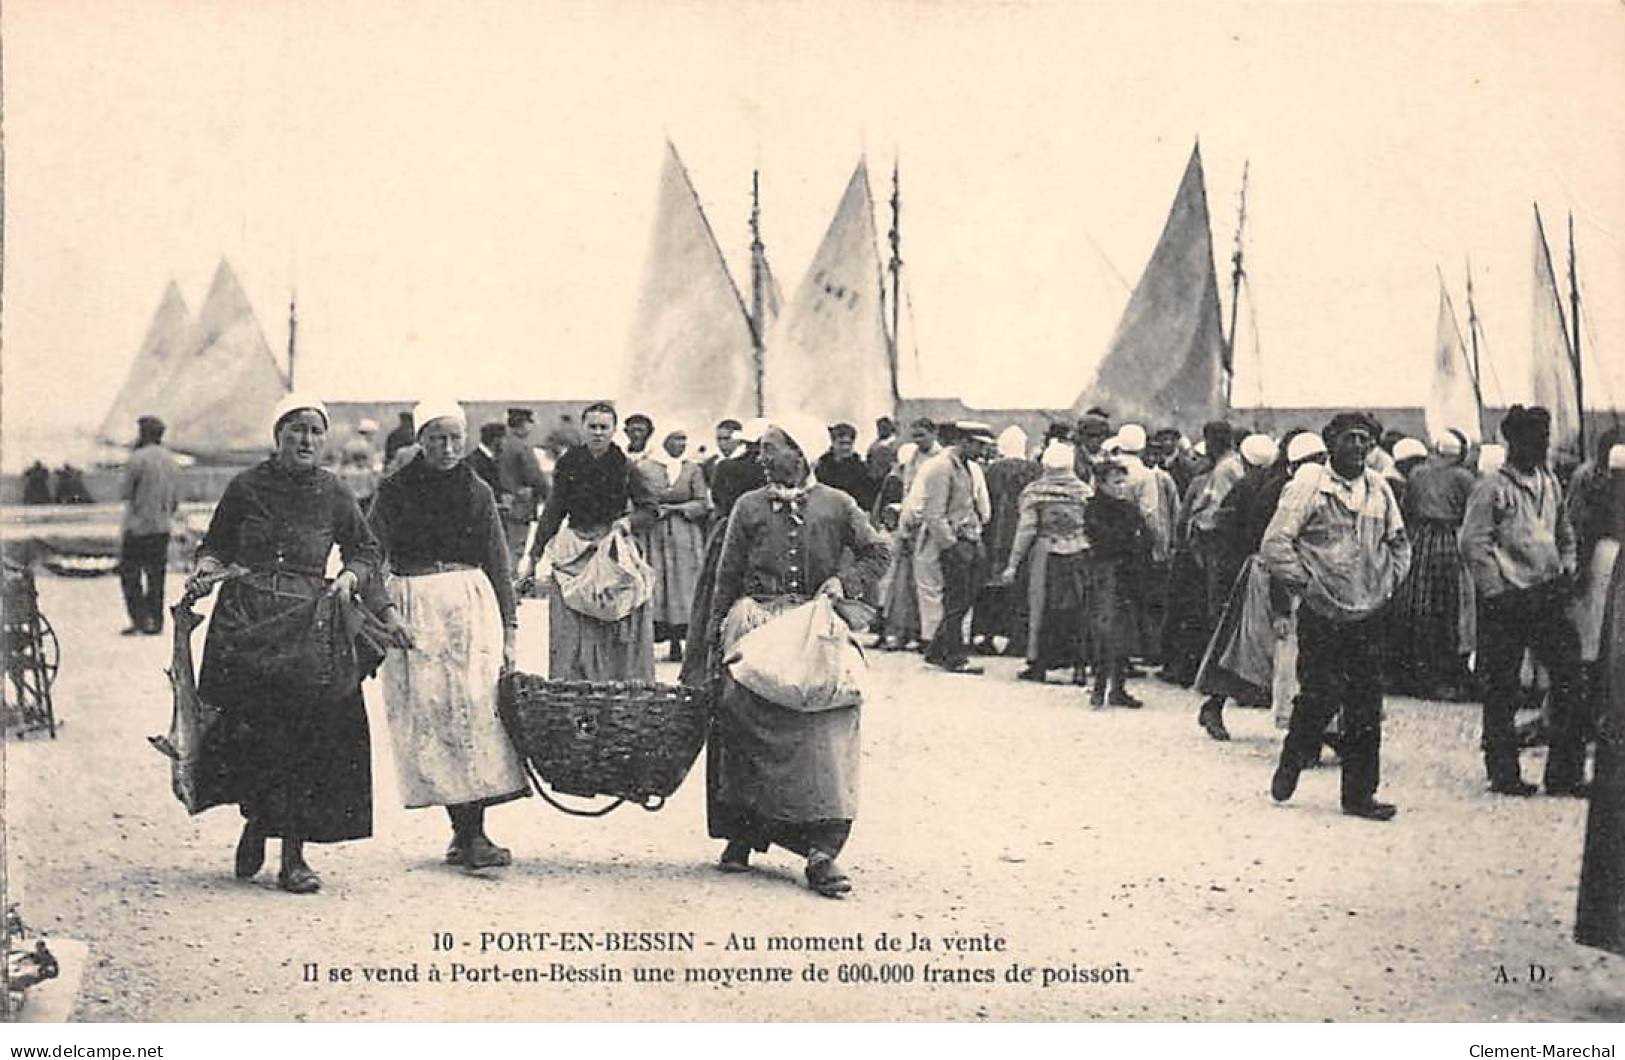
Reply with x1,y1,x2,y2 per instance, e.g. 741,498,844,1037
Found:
2,562,59,738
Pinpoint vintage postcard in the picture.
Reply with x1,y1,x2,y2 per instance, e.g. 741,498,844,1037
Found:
2,0,1622,1034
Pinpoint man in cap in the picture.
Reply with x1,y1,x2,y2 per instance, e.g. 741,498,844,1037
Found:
703,418,744,489
916,422,988,674
623,413,654,457
118,415,181,635
901,417,941,496
1263,411,1411,820
466,422,508,499
384,410,416,467
1460,405,1587,796
709,417,769,523
498,407,550,569
866,416,901,487
1074,411,1114,480
816,422,877,510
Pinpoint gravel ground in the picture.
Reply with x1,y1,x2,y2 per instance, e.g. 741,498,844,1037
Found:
4,572,1620,1022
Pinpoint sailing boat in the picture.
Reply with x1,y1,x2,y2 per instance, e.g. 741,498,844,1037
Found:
1073,144,1228,436
1425,270,1483,444
153,259,289,458
620,141,760,432
97,280,193,445
1532,204,1583,458
762,158,895,432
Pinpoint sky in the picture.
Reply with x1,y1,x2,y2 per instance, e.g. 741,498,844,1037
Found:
4,0,1624,462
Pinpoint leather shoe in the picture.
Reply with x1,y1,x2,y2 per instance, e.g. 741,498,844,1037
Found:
277,865,322,894
717,839,752,873
234,825,265,879
1270,762,1300,802
932,660,983,675
459,835,513,870
1489,778,1538,797
1341,800,1398,821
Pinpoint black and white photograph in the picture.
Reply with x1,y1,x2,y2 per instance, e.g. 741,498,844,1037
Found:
2,0,1624,1040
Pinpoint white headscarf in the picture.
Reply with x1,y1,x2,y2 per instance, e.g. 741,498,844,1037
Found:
997,425,1028,460
270,392,329,442
412,396,467,437
1433,433,1464,458
1478,443,1506,477
652,424,691,486
1239,433,1278,468
1115,424,1148,454
1041,441,1077,472
895,441,919,468
1393,437,1428,463
1286,433,1327,465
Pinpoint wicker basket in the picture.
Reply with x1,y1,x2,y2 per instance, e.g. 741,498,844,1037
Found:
498,673,709,810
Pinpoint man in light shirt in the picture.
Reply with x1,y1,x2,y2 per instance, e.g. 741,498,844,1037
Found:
1263,412,1411,821
1459,404,1586,797
119,415,181,635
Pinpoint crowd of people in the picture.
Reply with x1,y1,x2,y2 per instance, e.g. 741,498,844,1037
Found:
107,395,1623,919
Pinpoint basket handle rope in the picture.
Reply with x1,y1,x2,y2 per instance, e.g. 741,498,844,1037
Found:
518,756,666,817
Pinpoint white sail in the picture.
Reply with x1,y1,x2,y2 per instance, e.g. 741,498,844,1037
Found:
763,159,895,435
97,280,192,444
1531,206,1580,453
1425,278,1482,444
1074,145,1227,436
620,142,759,430
162,259,290,456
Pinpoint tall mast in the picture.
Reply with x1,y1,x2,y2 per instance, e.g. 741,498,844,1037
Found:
1224,160,1249,405
1465,259,1486,439
1568,212,1585,456
748,170,766,415
886,159,903,405
286,290,298,389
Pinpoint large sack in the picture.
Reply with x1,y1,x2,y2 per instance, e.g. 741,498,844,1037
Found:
727,596,866,712
551,522,654,623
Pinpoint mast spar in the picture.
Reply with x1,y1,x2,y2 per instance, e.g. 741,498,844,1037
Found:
1464,259,1486,440
1569,212,1585,456
286,291,298,389
1224,161,1249,406
887,159,903,406
749,170,766,415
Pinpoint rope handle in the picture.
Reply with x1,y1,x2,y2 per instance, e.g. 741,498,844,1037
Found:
518,757,665,817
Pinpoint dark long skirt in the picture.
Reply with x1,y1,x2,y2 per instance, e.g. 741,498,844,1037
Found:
193,575,373,842
1083,555,1133,664
706,674,858,858
1161,545,1209,682
1388,519,1472,693
196,683,372,842
1577,548,1625,955
1027,549,1088,670
680,517,729,689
